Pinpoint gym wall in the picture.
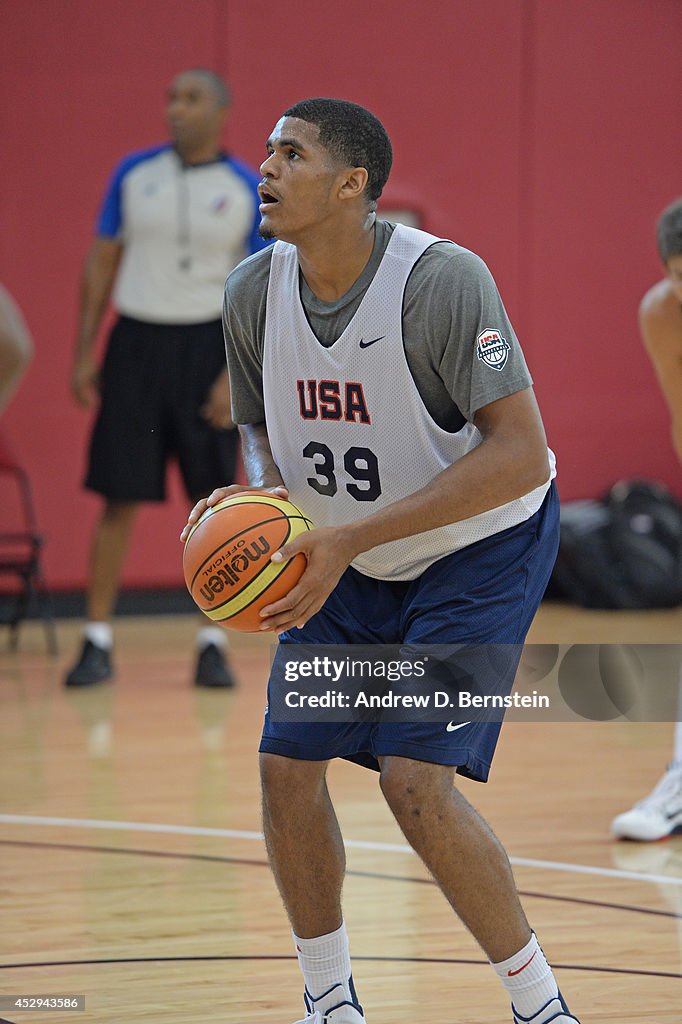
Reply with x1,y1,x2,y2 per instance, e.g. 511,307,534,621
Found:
1,0,680,590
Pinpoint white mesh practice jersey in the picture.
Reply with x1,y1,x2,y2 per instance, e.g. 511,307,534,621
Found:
262,225,556,581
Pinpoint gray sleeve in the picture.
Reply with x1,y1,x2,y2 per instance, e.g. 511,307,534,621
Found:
408,245,532,422
222,248,273,424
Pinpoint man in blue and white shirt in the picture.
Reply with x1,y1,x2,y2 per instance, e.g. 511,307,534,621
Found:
66,68,269,689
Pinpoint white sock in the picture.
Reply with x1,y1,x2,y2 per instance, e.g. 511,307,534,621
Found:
671,670,682,767
671,720,682,770
84,622,113,650
196,626,228,651
293,921,355,1012
492,932,560,1020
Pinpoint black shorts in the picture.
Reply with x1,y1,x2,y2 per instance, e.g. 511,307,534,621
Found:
85,316,238,502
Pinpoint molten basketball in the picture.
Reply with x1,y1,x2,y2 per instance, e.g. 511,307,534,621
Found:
183,493,313,632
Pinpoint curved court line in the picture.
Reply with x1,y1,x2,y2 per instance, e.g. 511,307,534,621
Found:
1,813,681,888
0,954,680,981
0,838,679,920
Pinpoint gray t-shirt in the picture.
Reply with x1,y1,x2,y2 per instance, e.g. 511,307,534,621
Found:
223,219,532,431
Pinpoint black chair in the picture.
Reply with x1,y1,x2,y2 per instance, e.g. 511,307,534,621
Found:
0,429,57,653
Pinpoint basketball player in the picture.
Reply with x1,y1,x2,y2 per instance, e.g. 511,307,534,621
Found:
611,197,682,842
65,69,269,690
183,99,581,1023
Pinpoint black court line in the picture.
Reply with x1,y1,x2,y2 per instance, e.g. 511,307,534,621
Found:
0,838,270,870
0,955,680,980
1,838,680,922
347,867,682,921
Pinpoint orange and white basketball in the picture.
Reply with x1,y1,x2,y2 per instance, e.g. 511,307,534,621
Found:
183,493,313,632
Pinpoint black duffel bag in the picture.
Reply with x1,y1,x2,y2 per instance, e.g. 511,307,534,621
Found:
548,479,682,609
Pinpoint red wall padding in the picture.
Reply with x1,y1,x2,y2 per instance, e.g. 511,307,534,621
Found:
1,0,680,590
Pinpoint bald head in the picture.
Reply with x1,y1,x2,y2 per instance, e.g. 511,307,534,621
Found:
178,68,231,108
166,69,231,160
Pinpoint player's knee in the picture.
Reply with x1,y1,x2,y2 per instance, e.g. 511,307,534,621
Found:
379,757,452,824
102,500,138,525
259,752,327,811
379,758,420,820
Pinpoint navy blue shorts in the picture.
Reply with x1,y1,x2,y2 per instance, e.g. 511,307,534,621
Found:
260,482,559,782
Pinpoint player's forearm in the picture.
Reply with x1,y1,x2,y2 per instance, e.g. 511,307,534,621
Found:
640,306,682,422
238,422,285,489
341,430,550,561
644,348,682,421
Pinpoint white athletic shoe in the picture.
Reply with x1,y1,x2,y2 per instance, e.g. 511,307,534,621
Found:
611,763,682,841
293,980,365,1024
293,1012,364,1024
512,992,581,1023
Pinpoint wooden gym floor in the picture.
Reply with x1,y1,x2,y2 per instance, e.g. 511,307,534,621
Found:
1,602,681,1023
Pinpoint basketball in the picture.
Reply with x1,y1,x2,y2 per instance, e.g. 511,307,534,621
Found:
183,493,313,632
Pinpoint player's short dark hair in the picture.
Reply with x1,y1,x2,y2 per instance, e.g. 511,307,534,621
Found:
182,68,231,108
283,98,392,207
656,198,682,264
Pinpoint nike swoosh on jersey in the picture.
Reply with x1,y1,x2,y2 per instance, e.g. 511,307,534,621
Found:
358,336,385,348
446,721,471,732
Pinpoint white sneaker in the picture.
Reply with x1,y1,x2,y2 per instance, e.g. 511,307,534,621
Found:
512,992,581,1023
611,763,682,841
293,980,365,1024
293,1012,364,1024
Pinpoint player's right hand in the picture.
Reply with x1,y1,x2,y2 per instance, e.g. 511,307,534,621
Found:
180,484,289,543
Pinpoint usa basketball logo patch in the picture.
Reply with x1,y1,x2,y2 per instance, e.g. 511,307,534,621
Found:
477,328,510,371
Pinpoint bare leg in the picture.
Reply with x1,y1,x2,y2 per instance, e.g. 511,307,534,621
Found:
260,752,344,937
380,755,530,962
86,501,138,622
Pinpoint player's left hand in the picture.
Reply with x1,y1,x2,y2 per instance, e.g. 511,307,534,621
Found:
259,527,358,634
180,483,289,543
